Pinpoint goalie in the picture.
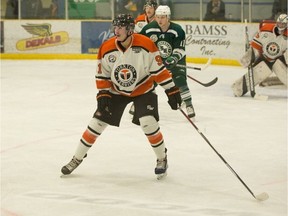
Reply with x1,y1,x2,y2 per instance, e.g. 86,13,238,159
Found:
232,14,287,97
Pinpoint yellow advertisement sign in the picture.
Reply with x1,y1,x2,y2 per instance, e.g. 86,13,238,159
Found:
16,23,69,51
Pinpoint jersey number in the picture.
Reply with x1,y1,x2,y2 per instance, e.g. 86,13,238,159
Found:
97,63,102,74
155,55,163,66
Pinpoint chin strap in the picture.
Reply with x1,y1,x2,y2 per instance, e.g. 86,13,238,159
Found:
118,30,133,43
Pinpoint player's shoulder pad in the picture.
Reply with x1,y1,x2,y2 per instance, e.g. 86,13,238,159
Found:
170,22,183,29
260,23,275,32
168,22,185,37
142,20,158,30
98,36,117,59
135,14,146,23
132,34,158,52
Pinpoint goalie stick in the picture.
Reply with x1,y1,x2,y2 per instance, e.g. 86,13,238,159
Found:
176,57,212,71
245,19,256,97
179,107,269,201
187,75,218,87
244,20,268,101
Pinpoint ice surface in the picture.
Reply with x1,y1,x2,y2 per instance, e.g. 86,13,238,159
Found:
1,60,287,216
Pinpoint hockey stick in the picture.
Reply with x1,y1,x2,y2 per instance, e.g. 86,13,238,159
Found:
177,58,212,71
187,75,218,87
244,21,268,101
245,19,256,97
179,107,269,201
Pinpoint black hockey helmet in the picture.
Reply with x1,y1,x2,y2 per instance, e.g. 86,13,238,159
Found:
112,14,135,31
144,0,158,9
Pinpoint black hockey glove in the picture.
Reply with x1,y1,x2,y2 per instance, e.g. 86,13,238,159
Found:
97,90,112,113
165,86,182,110
165,56,178,70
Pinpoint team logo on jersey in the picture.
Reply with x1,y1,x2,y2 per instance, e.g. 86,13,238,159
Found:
138,23,144,29
150,34,158,42
265,42,280,56
108,54,116,63
157,41,172,58
114,64,137,87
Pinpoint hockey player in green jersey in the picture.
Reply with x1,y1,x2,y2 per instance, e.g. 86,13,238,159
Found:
140,5,195,118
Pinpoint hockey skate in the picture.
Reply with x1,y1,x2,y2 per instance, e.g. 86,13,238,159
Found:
61,154,87,175
186,105,195,118
155,150,168,180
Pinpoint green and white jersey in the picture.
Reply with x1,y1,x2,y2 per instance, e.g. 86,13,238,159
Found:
140,20,186,65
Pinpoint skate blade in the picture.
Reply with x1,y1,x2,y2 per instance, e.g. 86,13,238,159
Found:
60,174,68,178
156,172,167,180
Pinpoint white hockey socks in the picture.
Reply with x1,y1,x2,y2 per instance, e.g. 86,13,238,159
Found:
74,118,108,160
139,115,166,160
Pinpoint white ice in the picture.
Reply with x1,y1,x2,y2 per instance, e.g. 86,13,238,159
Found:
1,60,287,216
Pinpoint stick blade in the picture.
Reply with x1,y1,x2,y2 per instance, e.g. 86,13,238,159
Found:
203,77,218,87
255,192,269,201
201,57,212,71
254,94,269,101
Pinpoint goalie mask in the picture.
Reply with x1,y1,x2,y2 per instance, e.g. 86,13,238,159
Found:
276,14,287,32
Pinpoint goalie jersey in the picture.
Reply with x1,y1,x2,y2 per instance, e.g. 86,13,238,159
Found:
96,33,175,97
140,21,186,65
251,23,288,62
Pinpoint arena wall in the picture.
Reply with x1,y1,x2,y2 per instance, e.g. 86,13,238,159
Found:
0,20,259,66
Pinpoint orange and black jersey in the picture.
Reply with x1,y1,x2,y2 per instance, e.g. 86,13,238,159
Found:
251,23,287,61
135,13,151,33
96,34,175,97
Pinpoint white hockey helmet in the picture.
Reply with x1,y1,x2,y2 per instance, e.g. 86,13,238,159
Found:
276,14,287,31
155,5,171,18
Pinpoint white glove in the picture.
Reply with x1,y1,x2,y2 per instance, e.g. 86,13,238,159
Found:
240,47,253,68
240,47,261,68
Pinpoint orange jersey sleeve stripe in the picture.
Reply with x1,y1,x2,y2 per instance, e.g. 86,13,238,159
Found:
96,80,112,89
154,69,172,83
129,77,155,97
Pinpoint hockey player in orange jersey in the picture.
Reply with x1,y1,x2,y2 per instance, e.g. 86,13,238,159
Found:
134,0,158,33
61,14,182,180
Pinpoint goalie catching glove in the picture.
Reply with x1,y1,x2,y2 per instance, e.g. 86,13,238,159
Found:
97,90,112,113
165,86,182,110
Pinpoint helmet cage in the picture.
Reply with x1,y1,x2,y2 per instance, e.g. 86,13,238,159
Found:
144,0,158,10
